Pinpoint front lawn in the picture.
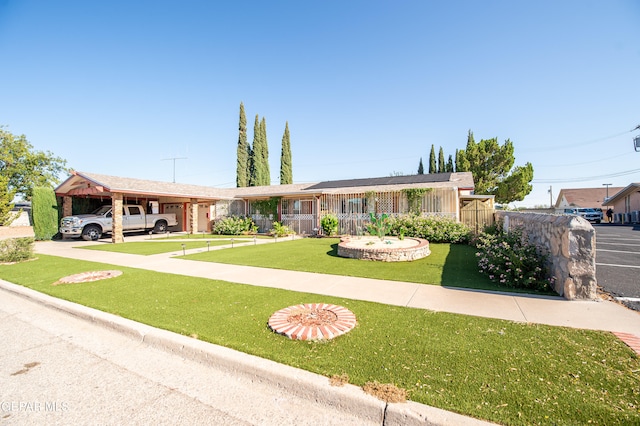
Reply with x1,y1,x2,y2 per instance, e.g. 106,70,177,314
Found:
1,255,637,425
79,240,236,255
182,238,547,293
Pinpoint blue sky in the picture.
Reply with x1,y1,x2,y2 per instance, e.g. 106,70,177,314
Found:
1,0,639,207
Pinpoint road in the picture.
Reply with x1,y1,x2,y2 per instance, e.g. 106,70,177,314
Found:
595,224,640,311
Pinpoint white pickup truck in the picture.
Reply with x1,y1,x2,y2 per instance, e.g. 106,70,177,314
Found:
60,204,178,241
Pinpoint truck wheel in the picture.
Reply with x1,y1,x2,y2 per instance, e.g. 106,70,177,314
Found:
153,220,168,234
81,225,102,241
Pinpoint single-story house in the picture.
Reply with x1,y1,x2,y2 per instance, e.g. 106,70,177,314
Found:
553,187,623,213
602,183,640,223
55,170,476,242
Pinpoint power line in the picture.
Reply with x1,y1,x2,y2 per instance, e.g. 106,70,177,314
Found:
520,129,633,153
533,167,640,184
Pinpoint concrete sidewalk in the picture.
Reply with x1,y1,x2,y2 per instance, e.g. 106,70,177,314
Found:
33,239,640,335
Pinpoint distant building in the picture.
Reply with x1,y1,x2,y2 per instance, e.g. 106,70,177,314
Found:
603,183,640,223
553,187,623,214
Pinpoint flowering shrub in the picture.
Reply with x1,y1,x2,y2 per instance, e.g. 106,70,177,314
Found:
211,216,257,235
387,214,471,243
474,226,552,292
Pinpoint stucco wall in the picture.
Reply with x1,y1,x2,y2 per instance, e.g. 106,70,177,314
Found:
495,211,596,300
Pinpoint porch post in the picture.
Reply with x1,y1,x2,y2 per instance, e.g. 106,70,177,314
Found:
62,196,72,217
112,193,124,243
190,199,198,234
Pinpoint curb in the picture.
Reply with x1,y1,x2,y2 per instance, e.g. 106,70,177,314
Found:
0,280,496,426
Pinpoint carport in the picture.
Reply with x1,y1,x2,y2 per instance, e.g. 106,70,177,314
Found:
55,171,233,243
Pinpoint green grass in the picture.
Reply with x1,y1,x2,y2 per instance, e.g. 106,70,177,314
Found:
1,255,638,425
182,238,547,293
78,240,237,255
151,233,273,240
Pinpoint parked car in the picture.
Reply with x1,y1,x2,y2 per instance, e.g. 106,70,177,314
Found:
563,208,601,224
60,204,178,240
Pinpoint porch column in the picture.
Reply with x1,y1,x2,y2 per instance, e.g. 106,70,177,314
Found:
112,193,124,244
62,196,72,217
190,199,198,234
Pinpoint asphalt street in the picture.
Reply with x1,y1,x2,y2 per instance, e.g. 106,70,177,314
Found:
595,224,640,311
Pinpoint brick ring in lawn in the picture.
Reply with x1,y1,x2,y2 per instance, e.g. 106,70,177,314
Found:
268,303,356,341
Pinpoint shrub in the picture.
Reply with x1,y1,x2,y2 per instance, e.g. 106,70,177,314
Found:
269,222,295,237
0,237,35,263
320,214,339,236
211,216,257,235
31,186,59,240
474,225,552,292
387,214,471,243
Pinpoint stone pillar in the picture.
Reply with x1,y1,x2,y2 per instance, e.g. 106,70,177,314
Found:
190,199,198,234
63,196,73,217
112,193,124,244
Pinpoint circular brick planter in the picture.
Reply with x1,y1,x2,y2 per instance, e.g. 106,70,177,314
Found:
268,303,356,341
53,270,123,285
337,236,430,262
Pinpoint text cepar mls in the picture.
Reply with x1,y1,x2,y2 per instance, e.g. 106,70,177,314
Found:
1,401,69,412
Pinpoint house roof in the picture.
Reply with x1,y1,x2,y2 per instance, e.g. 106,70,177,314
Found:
602,183,640,205
554,187,624,208
55,171,475,200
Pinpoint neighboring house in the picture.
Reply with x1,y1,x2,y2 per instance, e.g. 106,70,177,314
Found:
55,171,475,241
554,187,623,213
602,183,640,223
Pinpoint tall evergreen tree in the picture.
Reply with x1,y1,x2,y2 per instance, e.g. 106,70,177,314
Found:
417,157,424,175
457,130,534,204
248,114,260,186
236,102,249,187
280,122,292,184
428,145,436,173
446,155,454,172
438,147,445,173
260,117,270,186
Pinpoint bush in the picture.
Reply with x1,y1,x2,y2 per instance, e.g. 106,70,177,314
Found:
474,225,552,292
31,186,59,240
269,222,295,237
387,214,471,243
320,214,339,236
211,216,257,235
0,237,35,263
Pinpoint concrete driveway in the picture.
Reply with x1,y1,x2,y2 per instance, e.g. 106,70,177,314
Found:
594,224,640,311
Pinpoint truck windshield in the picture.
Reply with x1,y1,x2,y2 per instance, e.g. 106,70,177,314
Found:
91,206,112,215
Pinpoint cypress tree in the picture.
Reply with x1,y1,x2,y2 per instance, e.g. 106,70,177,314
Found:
260,117,270,186
31,186,59,240
417,157,424,175
438,147,445,173
446,155,454,172
249,114,260,186
428,145,436,173
280,121,292,184
236,102,249,187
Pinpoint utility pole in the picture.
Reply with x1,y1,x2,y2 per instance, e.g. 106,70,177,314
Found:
548,185,553,208
162,157,187,183
603,183,612,200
